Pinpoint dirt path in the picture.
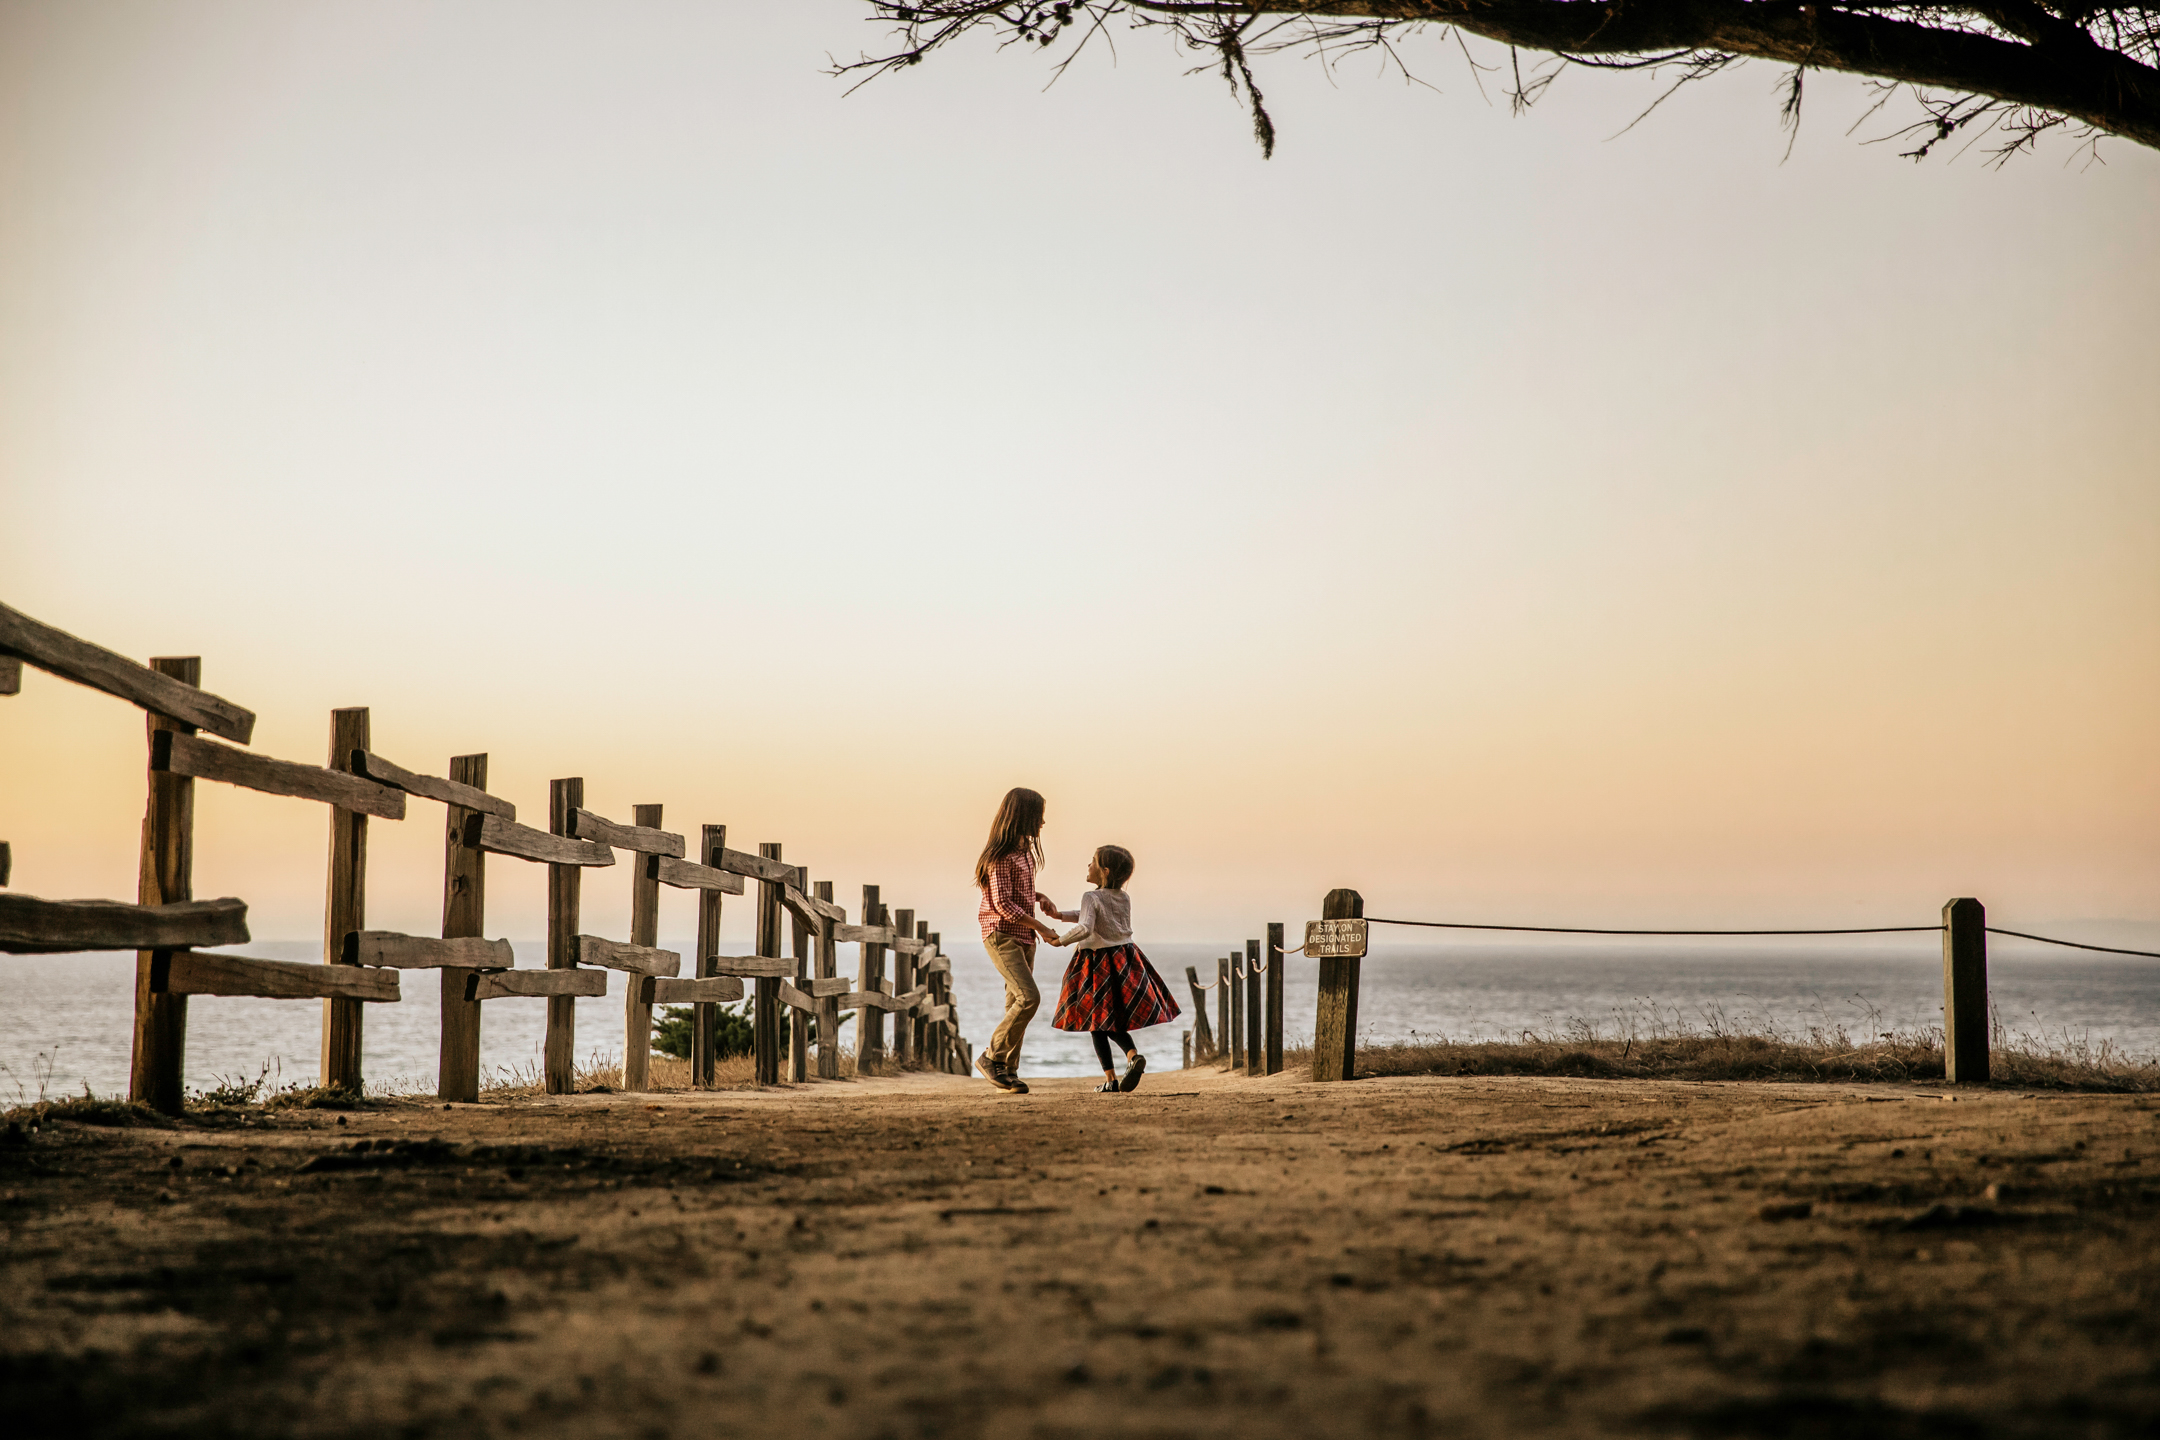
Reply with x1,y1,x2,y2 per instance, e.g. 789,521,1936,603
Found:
5,1069,2157,1438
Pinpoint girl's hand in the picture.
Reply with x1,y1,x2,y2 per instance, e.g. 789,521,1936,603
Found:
1034,892,1060,915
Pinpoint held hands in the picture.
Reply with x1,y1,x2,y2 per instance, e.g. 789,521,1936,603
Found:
1035,892,1062,917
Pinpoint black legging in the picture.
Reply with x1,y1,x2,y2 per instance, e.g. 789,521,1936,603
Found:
1091,1029,1135,1069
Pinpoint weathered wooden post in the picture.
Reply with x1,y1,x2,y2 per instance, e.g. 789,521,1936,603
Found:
319,708,371,1091
754,842,784,1087
1218,956,1233,1068
1264,921,1285,1075
1943,897,1989,1084
130,656,199,1116
1184,965,1215,1059
816,880,842,1079
789,872,813,1084
891,907,916,1066
857,883,884,1074
1233,952,1249,1070
1245,938,1263,1077
1311,888,1366,1083
692,825,729,1085
622,804,666,1091
438,754,489,1101
921,927,942,1069
545,778,584,1095
1182,1030,1191,1069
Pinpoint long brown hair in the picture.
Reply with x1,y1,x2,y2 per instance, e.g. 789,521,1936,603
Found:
973,787,1045,886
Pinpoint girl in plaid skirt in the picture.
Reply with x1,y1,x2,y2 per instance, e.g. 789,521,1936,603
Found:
1047,845,1179,1092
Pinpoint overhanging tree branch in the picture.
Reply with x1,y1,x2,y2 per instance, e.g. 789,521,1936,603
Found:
843,1,2160,155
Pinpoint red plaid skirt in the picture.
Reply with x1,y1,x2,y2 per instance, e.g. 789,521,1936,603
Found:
1050,943,1181,1033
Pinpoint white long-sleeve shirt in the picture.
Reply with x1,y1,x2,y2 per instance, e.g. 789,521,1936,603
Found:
1054,887,1133,952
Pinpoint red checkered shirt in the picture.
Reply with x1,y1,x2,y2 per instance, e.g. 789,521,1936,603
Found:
977,850,1038,942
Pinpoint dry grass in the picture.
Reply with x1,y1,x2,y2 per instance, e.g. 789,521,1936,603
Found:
1262,1007,2160,1092
469,1047,913,1099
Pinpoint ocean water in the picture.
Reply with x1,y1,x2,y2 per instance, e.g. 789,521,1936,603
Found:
4,932,2156,1101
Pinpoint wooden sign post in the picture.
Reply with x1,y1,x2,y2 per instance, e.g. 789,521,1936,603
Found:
1943,897,1989,1084
1308,893,1367,1083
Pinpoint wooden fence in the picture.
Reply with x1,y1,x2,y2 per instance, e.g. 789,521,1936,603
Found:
0,601,976,1114
1181,887,2006,1087
1180,923,1289,1077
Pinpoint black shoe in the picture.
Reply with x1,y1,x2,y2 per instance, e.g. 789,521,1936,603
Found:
976,1056,1018,1092
1119,1053,1148,1092
1095,1080,1120,1093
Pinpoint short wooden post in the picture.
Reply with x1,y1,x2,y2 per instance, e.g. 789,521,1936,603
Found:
1184,966,1215,1058
909,921,928,1061
691,824,727,1087
319,708,371,1092
815,880,841,1079
1245,938,1263,1076
1313,888,1363,1083
1264,921,1285,1075
857,884,883,1074
544,778,583,1095
130,656,198,1115
1182,1030,1191,1069
1943,897,1989,1084
891,907,916,1066
437,753,489,1102
920,936,937,1070
1218,956,1232,1067
1235,958,1252,1070
788,870,812,1084
754,842,784,1087
619,803,665,1092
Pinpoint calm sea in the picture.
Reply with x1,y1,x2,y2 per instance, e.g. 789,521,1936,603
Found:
4,933,2156,1100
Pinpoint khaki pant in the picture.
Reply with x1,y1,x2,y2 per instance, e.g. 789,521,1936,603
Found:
983,931,1040,1072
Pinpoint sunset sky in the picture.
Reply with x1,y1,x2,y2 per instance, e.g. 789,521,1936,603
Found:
2,0,2156,949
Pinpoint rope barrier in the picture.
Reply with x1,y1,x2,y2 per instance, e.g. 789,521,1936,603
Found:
1985,927,2160,959
1364,917,1940,937
1351,915,2157,957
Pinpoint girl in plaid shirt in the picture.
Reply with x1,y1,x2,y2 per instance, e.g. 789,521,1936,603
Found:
973,787,1063,1093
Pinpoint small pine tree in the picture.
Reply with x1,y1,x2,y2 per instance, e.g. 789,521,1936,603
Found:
652,1003,756,1060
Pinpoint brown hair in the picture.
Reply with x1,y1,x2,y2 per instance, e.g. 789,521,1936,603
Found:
1095,845,1134,891
973,787,1046,887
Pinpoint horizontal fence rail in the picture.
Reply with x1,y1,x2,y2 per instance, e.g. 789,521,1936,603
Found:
0,599,977,1113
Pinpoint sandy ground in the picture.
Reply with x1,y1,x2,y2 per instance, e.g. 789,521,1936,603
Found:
4,1067,2157,1439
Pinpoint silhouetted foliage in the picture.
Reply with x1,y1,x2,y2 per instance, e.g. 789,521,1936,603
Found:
843,2,2160,161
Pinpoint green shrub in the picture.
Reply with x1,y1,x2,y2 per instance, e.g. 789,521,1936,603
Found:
654,1003,755,1061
